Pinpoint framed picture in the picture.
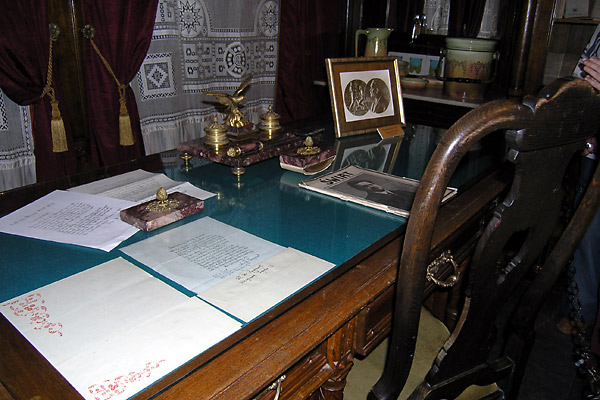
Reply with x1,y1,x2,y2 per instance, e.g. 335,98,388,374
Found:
326,57,405,138
333,132,403,174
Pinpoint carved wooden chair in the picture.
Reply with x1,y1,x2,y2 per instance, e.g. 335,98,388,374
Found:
367,77,600,400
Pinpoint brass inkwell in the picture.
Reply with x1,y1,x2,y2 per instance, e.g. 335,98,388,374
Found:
259,105,282,140
178,76,310,176
203,116,229,152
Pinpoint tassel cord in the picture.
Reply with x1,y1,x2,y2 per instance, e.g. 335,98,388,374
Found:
87,35,134,146
41,25,68,153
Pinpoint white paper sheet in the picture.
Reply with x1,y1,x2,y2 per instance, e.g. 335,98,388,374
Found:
68,169,158,197
68,169,215,203
0,257,241,400
199,247,335,323
0,190,138,251
121,217,285,294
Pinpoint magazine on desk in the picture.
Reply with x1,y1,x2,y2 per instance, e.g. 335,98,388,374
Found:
299,165,457,217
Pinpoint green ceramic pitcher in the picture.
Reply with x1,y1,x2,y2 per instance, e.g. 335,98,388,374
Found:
355,28,393,57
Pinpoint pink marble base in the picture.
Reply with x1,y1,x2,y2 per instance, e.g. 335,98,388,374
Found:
177,133,306,169
119,192,204,231
279,146,337,168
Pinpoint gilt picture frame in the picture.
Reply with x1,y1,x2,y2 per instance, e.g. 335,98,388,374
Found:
326,57,405,138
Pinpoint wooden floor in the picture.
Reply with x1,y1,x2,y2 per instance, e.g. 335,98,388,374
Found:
516,281,585,400
345,280,587,399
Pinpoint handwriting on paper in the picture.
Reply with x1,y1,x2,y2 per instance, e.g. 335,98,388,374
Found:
25,202,115,235
235,263,271,284
121,217,285,294
198,248,335,323
0,190,137,251
2,293,63,336
87,360,165,400
168,233,261,278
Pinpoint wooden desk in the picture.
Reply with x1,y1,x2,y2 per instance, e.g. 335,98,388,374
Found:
0,127,509,400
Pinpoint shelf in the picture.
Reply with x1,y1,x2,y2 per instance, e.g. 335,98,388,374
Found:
554,17,600,25
401,80,498,109
400,79,503,128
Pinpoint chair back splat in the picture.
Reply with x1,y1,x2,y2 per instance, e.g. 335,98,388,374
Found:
368,78,600,400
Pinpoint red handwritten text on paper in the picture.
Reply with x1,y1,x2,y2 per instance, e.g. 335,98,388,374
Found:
2,293,63,336
88,360,166,400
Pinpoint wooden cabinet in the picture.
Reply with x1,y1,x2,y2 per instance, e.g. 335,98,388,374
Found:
345,0,555,99
277,0,557,128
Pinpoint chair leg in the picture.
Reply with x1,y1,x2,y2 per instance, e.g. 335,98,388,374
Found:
409,358,513,400
479,389,506,400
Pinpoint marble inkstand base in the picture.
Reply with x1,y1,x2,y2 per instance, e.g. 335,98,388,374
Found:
178,108,334,175
120,189,205,231
178,132,308,176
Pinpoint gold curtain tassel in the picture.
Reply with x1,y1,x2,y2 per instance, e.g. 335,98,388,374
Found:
119,96,134,146
86,30,136,148
44,24,68,153
50,99,68,152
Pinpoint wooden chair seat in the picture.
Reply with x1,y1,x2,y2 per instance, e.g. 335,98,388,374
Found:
346,307,498,400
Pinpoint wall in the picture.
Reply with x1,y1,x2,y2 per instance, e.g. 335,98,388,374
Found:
544,20,598,84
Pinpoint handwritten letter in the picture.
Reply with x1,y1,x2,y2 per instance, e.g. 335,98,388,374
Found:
1,257,241,400
0,190,138,251
121,217,285,293
199,247,335,323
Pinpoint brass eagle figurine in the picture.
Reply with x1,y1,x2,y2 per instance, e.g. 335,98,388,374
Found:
203,75,253,128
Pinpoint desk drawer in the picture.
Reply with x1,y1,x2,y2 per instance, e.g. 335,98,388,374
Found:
354,208,487,357
355,285,394,357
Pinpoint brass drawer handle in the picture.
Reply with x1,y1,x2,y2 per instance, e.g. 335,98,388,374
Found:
254,375,286,400
426,250,459,287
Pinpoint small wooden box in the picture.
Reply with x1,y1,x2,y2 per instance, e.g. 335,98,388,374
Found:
119,192,204,231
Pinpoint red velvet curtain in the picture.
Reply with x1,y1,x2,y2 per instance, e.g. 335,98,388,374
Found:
81,0,158,167
275,0,346,123
448,0,487,37
0,0,78,181
394,0,425,33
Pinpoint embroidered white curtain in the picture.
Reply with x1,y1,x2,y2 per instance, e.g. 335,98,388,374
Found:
131,0,279,155
423,0,451,36
423,0,500,38
478,0,500,39
0,90,35,192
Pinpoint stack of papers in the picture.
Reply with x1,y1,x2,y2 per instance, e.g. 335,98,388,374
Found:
0,170,215,251
122,217,335,323
0,190,138,251
68,169,214,203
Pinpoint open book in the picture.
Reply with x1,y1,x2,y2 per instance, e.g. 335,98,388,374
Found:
299,165,457,217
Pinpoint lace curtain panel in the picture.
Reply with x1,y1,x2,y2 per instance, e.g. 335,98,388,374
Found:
423,0,500,38
131,0,279,155
0,91,35,192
